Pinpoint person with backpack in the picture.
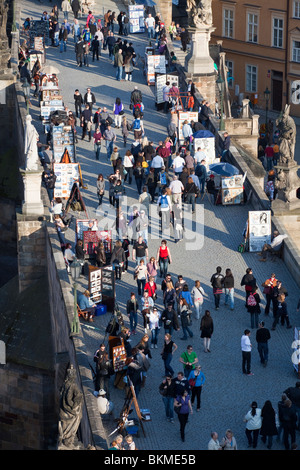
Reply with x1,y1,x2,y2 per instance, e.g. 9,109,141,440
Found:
131,116,144,143
195,159,207,194
133,101,144,119
157,189,172,234
246,286,261,329
223,268,235,311
210,267,224,310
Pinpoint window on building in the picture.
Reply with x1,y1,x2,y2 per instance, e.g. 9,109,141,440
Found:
294,1,300,18
292,40,300,62
225,60,234,88
223,8,234,38
247,13,258,43
273,18,283,48
246,65,257,92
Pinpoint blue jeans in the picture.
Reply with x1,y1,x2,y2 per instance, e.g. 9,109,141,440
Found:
116,66,123,81
224,288,234,309
136,256,146,266
251,312,259,329
151,327,159,345
199,177,206,194
162,396,174,419
147,26,154,39
54,32,59,46
182,326,193,339
185,193,196,212
106,140,114,160
159,257,169,278
266,158,273,171
129,311,138,331
60,39,67,52
137,278,146,296
63,11,68,20
94,143,101,160
164,352,174,376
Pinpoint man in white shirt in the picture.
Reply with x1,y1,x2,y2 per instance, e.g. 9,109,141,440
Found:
144,13,155,39
259,230,287,261
208,432,222,450
96,389,114,415
169,175,184,206
151,153,164,178
241,329,253,376
172,153,186,177
194,147,206,165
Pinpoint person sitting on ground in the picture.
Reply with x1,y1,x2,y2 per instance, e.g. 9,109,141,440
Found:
96,389,114,415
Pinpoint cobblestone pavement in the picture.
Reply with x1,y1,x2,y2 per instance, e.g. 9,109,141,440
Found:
22,0,300,451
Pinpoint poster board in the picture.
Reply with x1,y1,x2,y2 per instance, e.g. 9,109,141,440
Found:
248,210,272,252
146,55,166,85
129,4,145,34
178,111,198,141
155,73,179,104
53,162,79,198
83,230,112,256
112,341,127,372
52,125,75,163
88,266,102,304
76,219,98,241
221,175,244,205
193,130,216,166
292,327,300,377
88,265,115,309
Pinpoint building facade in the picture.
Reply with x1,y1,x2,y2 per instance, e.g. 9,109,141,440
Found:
211,0,300,116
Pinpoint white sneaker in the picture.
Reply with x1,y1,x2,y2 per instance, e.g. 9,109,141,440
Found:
155,344,158,348
151,344,154,349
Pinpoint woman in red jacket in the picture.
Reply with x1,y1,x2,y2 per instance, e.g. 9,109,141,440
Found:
144,276,157,301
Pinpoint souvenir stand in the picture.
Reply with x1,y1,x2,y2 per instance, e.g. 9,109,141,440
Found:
40,75,64,131
193,130,217,166
53,161,80,199
28,35,46,70
52,125,76,163
221,175,244,205
292,327,300,378
144,47,166,86
88,264,115,311
155,72,179,110
82,229,112,262
178,110,199,144
128,3,145,34
29,20,50,47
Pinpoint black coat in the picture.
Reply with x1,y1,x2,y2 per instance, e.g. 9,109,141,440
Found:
260,405,278,437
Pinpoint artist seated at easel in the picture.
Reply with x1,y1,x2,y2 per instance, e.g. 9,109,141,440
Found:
96,389,114,415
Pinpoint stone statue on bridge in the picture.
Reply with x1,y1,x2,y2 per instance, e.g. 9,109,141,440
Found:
24,115,40,171
276,104,296,165
187,0,213,28
58,364,83,449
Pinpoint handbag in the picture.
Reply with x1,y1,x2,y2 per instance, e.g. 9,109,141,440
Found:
119,110,125,115
188,378,196,389
174,404,181,414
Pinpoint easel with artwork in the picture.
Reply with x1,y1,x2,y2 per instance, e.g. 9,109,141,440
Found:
113,378,146,437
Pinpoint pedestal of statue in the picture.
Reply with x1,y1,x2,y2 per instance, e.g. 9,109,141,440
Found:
185,26,216,75
19,167,44,216
272,161,300,215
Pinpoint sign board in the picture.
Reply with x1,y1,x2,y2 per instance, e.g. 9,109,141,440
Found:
52,125,75,163
89,265,115,310
129,4,145,33
146,55,166,85
248,210,272,252
76,219,98,242
221,175,244,205
155,73,179,104
53,162,79,198
178,111,198,141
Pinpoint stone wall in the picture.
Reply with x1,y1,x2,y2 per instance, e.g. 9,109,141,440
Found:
0,362,55,450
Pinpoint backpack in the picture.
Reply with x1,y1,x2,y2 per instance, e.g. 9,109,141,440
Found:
160,172,167,185
195,164,203,178
247,293,257,307
160,194,169,209
132,119,140,130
